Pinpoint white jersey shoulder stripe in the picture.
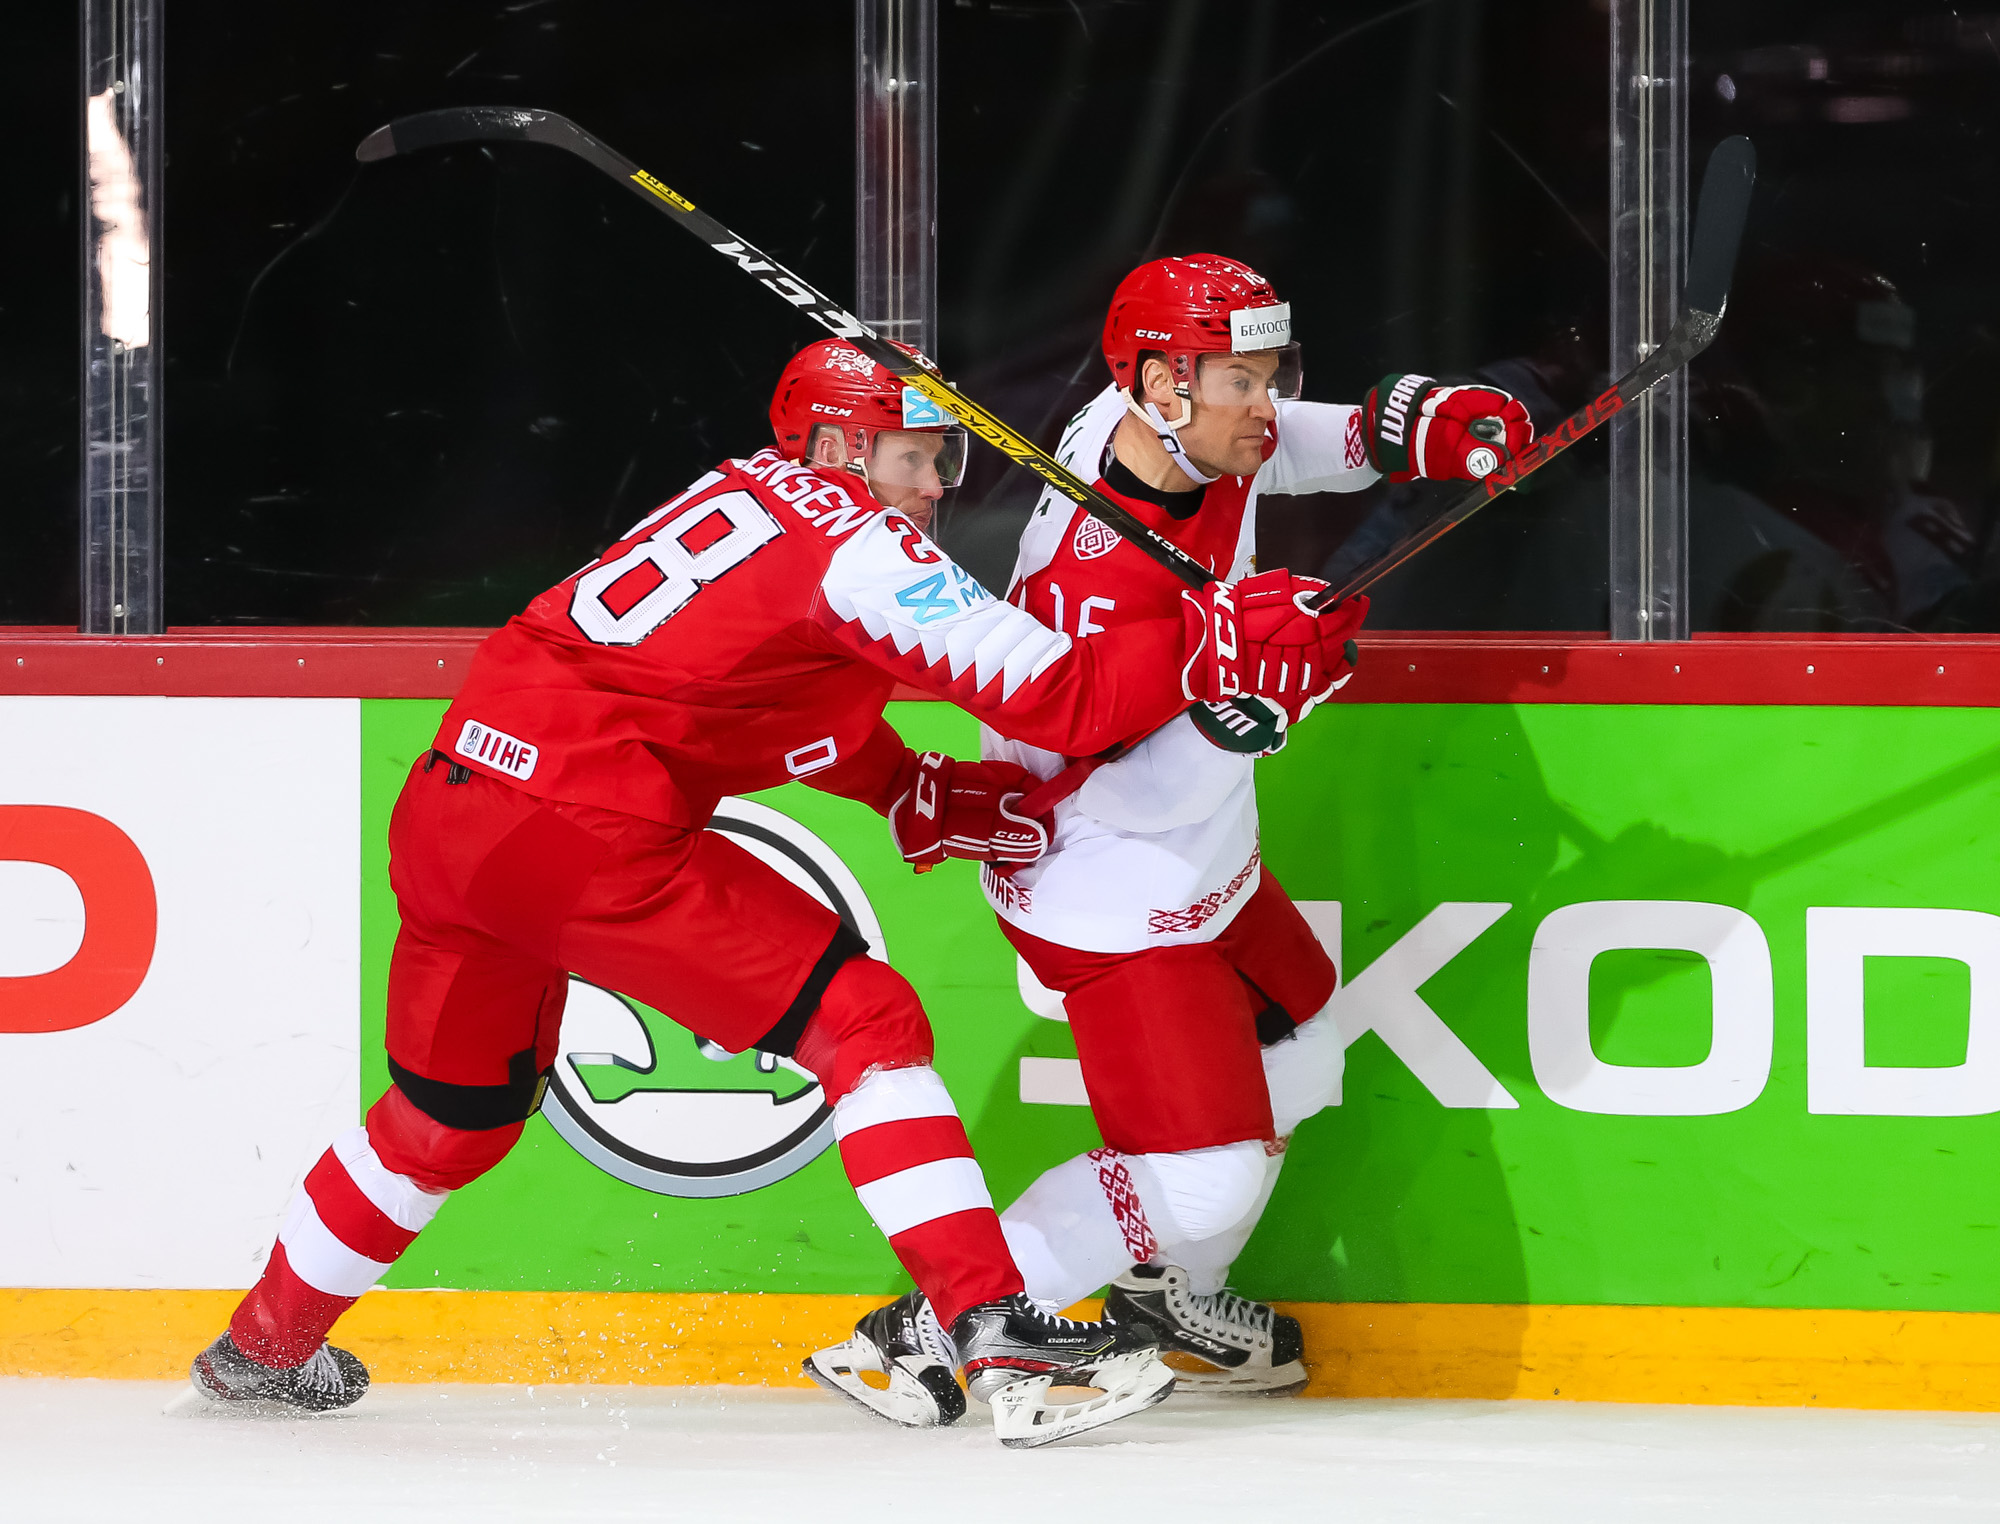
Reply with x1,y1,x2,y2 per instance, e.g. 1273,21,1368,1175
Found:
820,508,1073,701
1011,385,1127,592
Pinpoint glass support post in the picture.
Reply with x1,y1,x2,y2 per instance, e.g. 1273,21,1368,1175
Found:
1608,0,1687,640
80,0,164,634
855,0,937,359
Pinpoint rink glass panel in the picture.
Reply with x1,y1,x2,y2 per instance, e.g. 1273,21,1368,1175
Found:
359,696,2000,1313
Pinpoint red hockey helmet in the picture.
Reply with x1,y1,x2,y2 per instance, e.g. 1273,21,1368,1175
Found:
1101,254,1301,403
768,338,966,490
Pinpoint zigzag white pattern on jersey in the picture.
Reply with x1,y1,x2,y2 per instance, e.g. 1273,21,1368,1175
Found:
822,514,1073,700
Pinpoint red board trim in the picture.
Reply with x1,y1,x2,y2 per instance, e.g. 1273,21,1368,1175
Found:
0,628,486,699
1346,631,2000,707
3,627,2000,706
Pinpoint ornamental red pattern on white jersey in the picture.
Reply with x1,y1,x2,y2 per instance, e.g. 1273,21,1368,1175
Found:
1146,842,1263,936
435,448,1189,828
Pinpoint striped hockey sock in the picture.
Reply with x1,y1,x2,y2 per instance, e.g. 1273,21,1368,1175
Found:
833,1065,1022,1329
228,1127,447,1367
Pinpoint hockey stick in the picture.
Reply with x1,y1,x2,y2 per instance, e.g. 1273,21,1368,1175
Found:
1012,134,1757,816
1307,133,1757,612
354,106,1217,593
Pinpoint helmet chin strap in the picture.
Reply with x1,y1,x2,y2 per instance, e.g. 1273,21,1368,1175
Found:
1123,389,1220,486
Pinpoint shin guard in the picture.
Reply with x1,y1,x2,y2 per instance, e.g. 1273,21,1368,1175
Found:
834,1065,1020,1328
228,1106,466,1368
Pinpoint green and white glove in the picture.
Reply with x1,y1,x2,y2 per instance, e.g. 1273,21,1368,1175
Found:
1190,695,1289,756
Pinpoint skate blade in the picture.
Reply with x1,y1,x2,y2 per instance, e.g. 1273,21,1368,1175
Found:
1161,1355,1308,1398
803,1340,965,1429
987,1350,1176,1449
1168,1344,1304,1392
174,1384,336,1420
162,1385,206,1417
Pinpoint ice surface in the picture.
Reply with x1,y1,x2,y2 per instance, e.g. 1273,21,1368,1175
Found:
5,1377,1999,1523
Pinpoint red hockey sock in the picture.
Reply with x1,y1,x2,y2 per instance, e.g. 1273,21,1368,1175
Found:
226,1124,449,1369
834,1065,1022,1329
229,1241,359,1368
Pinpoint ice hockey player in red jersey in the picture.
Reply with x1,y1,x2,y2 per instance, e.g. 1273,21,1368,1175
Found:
812,255,1533,1407
188,335,1362,1446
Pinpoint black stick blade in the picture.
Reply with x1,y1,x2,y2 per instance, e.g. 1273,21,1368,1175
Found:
355,107,565,163
1685,135,1756,318
354,124,397,162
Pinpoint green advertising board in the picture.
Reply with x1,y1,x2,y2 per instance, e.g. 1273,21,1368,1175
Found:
360,698,2000,1317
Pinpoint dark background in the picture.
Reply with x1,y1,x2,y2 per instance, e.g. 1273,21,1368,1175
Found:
6,1,1999,630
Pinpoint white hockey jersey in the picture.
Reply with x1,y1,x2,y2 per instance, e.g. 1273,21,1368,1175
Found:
981,385,1378,952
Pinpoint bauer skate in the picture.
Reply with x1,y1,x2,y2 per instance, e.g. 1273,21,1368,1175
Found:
954,1293,1174,1449
807,1291,1174,1447
1102,1263,1307,1396
191,1332,370,1413
803,1289,967,1429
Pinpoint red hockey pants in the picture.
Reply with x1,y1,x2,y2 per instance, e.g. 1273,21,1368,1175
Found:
226,756,1018,1366
1001,872,1337,1156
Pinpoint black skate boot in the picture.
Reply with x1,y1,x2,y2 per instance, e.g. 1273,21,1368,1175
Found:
951,1292,1175,1448
1103,1262,1307,1396
191,1331,370,1412
803,1289,967,1428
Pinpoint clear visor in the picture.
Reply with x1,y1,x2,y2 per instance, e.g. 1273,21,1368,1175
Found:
866,427,967,490
1192,344,1303,405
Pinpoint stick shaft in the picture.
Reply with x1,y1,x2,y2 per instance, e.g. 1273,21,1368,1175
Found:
358,107,1216,591
1309,307,1721,610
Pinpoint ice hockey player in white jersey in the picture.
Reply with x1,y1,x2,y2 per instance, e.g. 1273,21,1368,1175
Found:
810,254,1532,1411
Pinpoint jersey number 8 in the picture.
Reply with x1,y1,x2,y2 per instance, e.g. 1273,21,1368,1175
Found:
570,490,783,646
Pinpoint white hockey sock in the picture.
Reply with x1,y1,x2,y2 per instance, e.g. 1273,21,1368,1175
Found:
999,1141,1267,1307
1154,1008,1338,1297
999,1152,1138,1310
1156,1144,1286,1296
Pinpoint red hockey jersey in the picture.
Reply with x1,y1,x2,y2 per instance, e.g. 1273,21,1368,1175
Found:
434,449,1191,827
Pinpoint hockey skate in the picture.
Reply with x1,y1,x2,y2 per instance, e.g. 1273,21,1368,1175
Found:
190,1332,370,1413
807,1291,1173,1447
1102,1263,1307,1396
803,1289,967,1429
955,1293,1173,1449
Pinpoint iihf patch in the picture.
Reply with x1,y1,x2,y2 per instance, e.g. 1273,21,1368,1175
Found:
1072,515,1119,560
900,386,948,428
454,719,538,780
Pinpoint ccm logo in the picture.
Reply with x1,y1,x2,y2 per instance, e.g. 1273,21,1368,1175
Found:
1135,329,1173,341
0,806,157,1033
809,403,855,416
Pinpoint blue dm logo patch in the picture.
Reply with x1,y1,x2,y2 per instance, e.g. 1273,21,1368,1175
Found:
895,572,957,624
895,565,992,625
900,386,948,428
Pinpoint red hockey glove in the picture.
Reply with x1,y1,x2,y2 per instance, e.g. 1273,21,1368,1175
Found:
1363,373,1534,483
888,752,1053,873
1180,571,1369,722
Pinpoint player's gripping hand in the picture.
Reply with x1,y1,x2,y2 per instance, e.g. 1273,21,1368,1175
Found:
1190,695,1290,756
1363,373,1533,482
1180,570,1368,722
889,752,1054,873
